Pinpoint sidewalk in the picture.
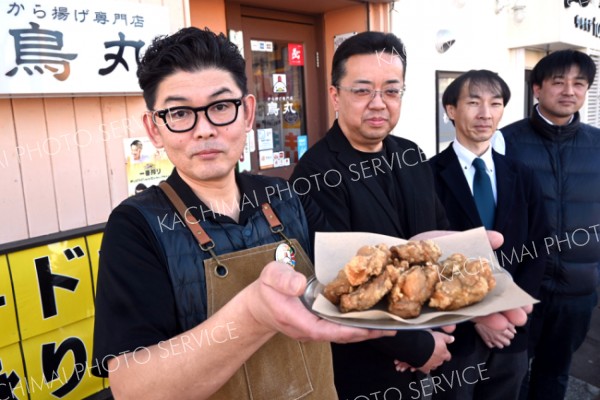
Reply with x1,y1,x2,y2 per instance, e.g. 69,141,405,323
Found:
566,287,600,400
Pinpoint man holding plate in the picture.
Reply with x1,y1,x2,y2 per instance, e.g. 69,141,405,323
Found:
291,31,534,400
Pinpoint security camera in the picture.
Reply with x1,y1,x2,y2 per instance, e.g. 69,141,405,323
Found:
435,29,456,54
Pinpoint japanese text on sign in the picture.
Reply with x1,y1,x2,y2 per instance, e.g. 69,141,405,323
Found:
1,0,169,97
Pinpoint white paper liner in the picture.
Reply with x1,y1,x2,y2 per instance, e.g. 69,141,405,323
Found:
312,227,539,325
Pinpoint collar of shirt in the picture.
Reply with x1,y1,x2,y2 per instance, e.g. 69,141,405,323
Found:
166,168,266,225
451,140,498,202
535,104,574,126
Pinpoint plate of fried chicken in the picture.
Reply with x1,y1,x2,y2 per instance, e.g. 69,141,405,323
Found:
302,228,537,330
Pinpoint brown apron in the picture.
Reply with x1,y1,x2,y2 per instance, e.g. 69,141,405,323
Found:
160,183,336,400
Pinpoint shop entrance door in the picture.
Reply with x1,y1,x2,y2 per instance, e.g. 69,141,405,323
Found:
239,9,326,178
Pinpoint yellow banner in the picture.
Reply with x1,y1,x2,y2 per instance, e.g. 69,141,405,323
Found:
9,238,95,340
1,232,105,399
0,255,19,348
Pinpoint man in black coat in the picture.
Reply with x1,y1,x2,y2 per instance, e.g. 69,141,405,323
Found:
501,50,600,400
291,32,533,400
428,70,548,400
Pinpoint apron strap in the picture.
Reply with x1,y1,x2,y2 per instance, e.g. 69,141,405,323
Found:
159,181,228,275
260,203,283,231
159,181,215,251
261,203,293,246
159,181,292,257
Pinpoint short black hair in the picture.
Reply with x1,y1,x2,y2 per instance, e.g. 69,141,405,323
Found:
530,49,596,88
331,31,407,87
137,27,247,110
442,69,511,108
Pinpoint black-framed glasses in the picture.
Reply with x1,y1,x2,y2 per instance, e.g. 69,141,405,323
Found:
151,98,243,133
336,85,406,102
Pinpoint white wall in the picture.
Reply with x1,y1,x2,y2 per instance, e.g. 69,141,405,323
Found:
390,0,600,157
391,0,526,157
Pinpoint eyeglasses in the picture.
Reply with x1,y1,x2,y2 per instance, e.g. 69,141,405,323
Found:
151,98,243,133
336,86,406,102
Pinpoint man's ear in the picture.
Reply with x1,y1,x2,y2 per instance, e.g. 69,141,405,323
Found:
532,84,541,100
329,85,340,111
445,105,456,121
242,95,256,132
143,112,164,149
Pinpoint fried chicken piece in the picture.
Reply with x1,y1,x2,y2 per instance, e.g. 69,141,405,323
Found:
339,265,396,312
343,244,391,286
437,253,468,279
325,240,495,316
387,263,439,318
392,258,410,272
400,263,439,302
429,257,496,311
322,269,353,305
323,244,391,304
385,262,404,283
390,240,442,266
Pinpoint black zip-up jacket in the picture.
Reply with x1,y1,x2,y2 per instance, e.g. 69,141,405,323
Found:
501,108,600,296
291,120,450,399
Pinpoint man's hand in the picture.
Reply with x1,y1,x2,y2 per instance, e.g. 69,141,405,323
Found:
394,329,454,373
410,229,504,249
475,322,516,349
245,261,396,343
472,305,531,330
418,331,454,373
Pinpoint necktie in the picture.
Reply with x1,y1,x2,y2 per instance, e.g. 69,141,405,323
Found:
472,158,495,229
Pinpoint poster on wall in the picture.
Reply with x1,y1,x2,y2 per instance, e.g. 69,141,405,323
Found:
124,137,173,196
272,74,287,93
257,128,274,151
297,135,308,160
259,149,274,169
333,32,356,52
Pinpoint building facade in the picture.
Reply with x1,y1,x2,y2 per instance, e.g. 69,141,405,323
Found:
0,1,392,399
0,1,598,399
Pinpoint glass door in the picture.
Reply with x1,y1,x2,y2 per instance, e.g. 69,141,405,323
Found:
252,40,306,170
240,11,325,178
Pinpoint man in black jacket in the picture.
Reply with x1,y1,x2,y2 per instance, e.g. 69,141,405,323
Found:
501,50,600,400
291,31,532,400
429,70,548,400
91,27,394,400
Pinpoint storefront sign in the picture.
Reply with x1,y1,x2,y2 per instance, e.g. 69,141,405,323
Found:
564,0,592,8
573,14,600,38
288,43,304,66
1,0,169,97
563,0,600,39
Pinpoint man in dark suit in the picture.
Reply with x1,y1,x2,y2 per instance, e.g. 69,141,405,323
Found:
291,32,533,400
428,70,548,400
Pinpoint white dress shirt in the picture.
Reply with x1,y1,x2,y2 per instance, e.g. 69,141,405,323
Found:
452,140,497,204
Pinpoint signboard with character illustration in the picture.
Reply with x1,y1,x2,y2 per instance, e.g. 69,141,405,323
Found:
124,136,173,196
